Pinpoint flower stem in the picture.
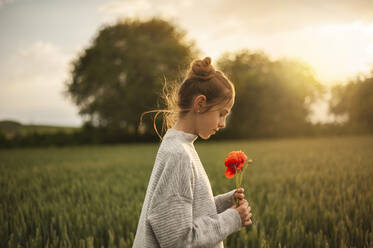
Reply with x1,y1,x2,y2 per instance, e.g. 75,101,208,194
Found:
235,168,239,207
239,166,244,187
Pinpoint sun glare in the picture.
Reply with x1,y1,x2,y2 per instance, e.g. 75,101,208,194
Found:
197,21,373,85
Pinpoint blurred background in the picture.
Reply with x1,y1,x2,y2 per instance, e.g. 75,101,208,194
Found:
1,0,373,146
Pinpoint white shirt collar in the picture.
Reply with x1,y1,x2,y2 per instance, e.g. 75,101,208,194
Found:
164,128,198,144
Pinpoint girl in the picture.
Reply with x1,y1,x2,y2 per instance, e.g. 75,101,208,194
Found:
133,57,253,248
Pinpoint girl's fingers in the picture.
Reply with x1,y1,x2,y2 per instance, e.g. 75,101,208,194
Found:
234,192,245,199
244,219,253,226
239,199,248,207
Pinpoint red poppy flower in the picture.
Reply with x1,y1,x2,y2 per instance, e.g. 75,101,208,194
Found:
224,151,247,178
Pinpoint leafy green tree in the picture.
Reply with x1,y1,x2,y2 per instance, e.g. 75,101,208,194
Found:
329,70,373,132
65,18,198,135
216,50,324,138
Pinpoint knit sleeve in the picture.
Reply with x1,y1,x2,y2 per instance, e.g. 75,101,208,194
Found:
214,189,236,214
147,153,242,247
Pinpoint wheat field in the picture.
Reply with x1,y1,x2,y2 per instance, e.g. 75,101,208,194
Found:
1,135,372,247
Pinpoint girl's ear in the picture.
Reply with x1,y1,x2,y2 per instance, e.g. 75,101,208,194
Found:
193,94,207,113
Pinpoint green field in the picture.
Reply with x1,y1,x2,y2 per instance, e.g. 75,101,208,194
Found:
1,136,373,247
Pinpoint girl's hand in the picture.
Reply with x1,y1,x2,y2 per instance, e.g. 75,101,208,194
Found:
231,199,253,227
233,188,245,202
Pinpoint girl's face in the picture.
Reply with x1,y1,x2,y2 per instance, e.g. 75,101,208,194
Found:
196,98,234,140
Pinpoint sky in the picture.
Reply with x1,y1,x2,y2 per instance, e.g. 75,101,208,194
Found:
1,0,373,126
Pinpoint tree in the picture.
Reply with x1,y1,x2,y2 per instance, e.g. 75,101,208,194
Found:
65,18,198,135
216,49,324,138
329,70,373,133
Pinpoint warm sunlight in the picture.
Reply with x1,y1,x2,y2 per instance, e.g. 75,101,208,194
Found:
198,21,373,85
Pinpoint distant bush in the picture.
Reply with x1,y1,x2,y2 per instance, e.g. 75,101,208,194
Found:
1,120,372,148
0,126,160,148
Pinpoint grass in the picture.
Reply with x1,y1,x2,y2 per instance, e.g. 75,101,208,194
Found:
1,135,372,247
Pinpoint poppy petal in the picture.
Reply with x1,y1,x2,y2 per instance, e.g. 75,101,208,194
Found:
225,168,235,178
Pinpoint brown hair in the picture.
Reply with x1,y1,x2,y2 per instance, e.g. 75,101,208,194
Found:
139,56,235,139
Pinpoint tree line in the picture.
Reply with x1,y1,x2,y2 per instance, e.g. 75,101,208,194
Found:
1,18,372,147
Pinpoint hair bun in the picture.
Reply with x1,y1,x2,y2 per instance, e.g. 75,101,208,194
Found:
189,56,215,80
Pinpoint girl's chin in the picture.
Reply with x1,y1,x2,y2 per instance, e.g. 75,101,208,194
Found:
199,133,212,140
